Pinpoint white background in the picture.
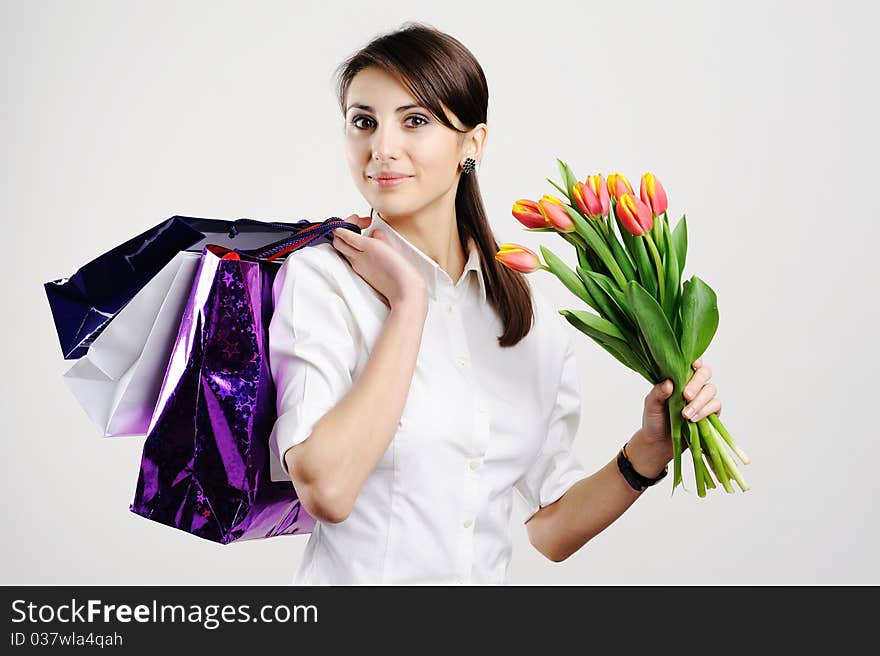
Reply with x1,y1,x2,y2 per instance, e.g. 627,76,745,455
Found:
3,0,877,584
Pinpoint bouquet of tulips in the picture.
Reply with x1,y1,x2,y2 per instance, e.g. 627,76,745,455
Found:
495,160,749,497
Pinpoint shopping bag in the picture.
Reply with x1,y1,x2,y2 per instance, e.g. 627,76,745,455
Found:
44,216,309,360
61,251,201,437
129,217,357,543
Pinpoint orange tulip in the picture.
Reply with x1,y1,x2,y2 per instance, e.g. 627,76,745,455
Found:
511,199,547,229
572,174,610,218
537,195,575,232
606,172,634,202
495,243,541,273
640,173,668,216
616,193,653,236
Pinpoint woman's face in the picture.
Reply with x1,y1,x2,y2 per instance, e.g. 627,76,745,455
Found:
343,66,484,220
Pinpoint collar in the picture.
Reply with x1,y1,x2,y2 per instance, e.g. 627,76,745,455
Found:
361,213,488,303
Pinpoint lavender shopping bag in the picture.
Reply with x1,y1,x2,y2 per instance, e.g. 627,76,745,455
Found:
129,217,359,544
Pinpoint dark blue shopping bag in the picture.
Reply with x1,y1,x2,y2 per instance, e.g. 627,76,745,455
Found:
44,216,340,359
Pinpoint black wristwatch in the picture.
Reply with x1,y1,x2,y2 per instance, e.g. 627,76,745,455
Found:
617,442,669,492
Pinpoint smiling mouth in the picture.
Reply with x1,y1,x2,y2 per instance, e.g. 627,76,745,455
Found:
369,175,413,188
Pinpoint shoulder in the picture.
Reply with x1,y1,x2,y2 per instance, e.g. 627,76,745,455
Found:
274,241,352,294
279,241,349,280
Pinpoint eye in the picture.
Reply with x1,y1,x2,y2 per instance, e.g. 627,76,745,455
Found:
351,115,375,130
349,115,429,130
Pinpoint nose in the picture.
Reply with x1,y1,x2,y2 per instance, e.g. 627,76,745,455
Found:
371,121,401,162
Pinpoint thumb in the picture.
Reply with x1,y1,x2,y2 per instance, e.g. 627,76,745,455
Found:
656,379,674,401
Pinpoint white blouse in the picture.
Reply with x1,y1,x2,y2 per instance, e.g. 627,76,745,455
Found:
266,213,590,585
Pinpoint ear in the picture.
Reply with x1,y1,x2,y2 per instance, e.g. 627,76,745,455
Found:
463,122,488,163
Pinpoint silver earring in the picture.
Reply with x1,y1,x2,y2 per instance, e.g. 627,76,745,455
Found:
462,157,476,174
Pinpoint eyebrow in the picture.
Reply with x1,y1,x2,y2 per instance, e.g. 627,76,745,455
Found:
346,103,425,114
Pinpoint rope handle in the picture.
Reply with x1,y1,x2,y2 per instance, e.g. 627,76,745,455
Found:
225,217,361,262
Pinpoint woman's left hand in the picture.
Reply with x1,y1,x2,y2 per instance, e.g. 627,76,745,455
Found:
640,358,722,448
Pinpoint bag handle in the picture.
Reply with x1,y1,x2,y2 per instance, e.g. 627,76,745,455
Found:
232,217,360,262
225,217,311,238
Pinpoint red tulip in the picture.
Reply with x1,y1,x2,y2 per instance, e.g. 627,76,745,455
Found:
572,174,610,218
495,243,541,273
606,173,634,202
537,195,575,232
640,173,668,216
616,193,654,236
511,199,547,229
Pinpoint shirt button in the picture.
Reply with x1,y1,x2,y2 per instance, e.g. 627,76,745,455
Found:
469,459,480,470
463,519,473,528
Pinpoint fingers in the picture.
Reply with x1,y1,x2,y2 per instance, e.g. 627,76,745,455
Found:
344,213,372,229
333,227,365,253
683,362,712,401
658,379,673,399
682,382,717,422
685,396,721,423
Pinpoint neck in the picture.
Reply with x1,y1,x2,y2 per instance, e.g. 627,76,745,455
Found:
375,192,467,284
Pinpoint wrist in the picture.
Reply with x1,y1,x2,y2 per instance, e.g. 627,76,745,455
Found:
625,431,672,479
392,284,429,314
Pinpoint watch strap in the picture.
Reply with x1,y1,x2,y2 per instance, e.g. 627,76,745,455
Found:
617,443,669,491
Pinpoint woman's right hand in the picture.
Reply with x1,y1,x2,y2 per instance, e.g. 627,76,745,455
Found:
332,213,428,310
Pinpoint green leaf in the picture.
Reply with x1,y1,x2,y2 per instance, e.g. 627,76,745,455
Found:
661,213,680,324
561,205,627,289
578,269,656,375
581,269,634,323
559,310,654,381
546,177,569,199
671,213,688,278
604,216,637,282
624,280,687,385
576,267,631,331
555,158,579,203
679,276,719,366
539,245,597,311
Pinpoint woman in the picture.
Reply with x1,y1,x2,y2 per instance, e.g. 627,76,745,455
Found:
267,22,722,585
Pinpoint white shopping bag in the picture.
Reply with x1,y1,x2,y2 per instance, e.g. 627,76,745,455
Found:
62,250,202,437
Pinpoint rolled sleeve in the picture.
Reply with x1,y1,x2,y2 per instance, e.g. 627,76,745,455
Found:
513,338,589,524
267,250,358,477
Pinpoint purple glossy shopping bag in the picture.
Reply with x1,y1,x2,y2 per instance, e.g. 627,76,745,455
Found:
129,217,359,544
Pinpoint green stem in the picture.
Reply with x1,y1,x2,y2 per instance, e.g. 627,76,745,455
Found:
686,421,707,497
697,418,733,493
706,418,750,492
643,231,665,305
708,413,750,465
700,452,718,490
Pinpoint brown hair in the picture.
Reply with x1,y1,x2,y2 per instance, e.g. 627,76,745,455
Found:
333,21,534,347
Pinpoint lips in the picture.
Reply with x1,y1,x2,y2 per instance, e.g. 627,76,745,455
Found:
371,176,412,189
368,172,413,180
